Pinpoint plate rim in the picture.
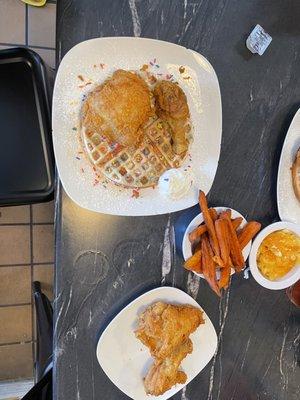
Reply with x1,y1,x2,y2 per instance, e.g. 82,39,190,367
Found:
277,107,300,223
95,286,218,400
52,36,222,216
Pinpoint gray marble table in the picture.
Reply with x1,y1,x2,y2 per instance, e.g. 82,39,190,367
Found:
54,1,300,399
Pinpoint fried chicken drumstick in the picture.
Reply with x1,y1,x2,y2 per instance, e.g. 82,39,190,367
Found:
154,80,190,156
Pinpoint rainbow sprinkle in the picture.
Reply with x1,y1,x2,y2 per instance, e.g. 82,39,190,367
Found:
149,58,158,67
78,82,92,89
131,189,140,199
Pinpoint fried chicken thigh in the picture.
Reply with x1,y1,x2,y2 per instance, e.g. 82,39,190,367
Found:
154,81,190,155
81,69,152,147
135,302,204,396
135,302,203,359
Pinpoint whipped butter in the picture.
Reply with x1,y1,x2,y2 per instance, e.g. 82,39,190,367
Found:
158,169,191,200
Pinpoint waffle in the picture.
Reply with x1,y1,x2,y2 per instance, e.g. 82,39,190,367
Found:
81,117,187,188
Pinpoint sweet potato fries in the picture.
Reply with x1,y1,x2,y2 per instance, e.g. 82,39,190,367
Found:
184,191,261,295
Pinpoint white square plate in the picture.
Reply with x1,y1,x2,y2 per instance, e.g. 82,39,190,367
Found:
96,287,217,400
52,37,222,216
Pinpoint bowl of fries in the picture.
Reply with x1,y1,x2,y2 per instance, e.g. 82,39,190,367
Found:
182,191,261,295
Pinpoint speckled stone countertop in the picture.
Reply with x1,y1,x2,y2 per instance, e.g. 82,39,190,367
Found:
54,1,300,399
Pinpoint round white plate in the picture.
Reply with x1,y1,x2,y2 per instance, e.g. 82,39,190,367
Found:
249,221,300,290
52,37,222,216
277,108,300,223
182,207,251,278
96,286,217,400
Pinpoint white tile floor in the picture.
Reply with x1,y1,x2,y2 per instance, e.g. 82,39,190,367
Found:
0,1,26,44
28,2,56,48
0,0,56,68
0,0,56,393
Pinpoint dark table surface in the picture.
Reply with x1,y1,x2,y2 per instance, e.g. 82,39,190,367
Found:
54,1,300,399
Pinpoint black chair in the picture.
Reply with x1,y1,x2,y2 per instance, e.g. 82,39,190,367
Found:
22,282,53,400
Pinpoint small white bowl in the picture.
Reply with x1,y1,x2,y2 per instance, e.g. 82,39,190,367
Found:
249,221,300,290
182,207,252,278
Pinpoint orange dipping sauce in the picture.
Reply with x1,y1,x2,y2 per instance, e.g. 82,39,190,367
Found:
257,229,300,280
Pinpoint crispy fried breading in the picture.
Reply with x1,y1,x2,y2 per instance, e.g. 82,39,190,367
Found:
135,302,204,396
153,80,190,155
135,302,203,359
144,340,192,396
81,69,152,147
292,148,300,202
